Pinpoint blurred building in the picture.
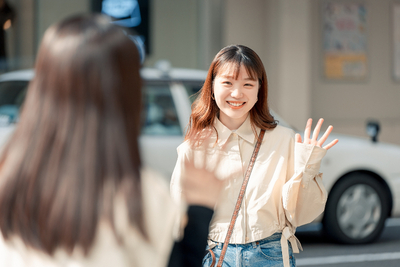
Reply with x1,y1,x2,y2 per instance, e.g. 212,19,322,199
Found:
4,0,400,145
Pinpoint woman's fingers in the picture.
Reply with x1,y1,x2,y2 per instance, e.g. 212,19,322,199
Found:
303,118,312,143
323,139,339,150
317,125,333,147
299,118,339,150
182,159,224,209
212,140,228,172
318,125,339,150
312,118,324,142
182,140,230,209
295,133,302,143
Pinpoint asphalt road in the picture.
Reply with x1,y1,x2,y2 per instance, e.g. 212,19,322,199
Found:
295,218,400,267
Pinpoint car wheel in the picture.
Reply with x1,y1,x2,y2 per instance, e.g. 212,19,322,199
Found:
323,172,389,244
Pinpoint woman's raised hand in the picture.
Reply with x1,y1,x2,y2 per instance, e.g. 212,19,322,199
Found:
295,118,339,150
181,158,225,209
180,142,235,210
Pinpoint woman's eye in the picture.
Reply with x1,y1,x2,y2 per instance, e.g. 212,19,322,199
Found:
245,83,254,87
223,81,232,85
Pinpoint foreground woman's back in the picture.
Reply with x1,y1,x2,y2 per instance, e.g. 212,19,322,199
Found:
0,14,178,267
0,169,178,267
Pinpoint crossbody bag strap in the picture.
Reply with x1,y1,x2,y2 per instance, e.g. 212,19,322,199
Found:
210,129,266,267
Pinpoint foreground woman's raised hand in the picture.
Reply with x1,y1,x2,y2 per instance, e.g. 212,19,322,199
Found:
181,159,225,209
180,142,239,209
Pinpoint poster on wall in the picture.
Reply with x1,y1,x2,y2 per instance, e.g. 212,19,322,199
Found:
322,2,367,80
393,3,400,82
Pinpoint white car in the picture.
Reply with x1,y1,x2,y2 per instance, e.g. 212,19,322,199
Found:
0,66,399,245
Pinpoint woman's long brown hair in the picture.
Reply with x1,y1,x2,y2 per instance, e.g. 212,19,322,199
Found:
0,14,145,254
186,45,277,143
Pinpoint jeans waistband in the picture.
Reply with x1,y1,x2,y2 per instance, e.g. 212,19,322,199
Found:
212,232,283,249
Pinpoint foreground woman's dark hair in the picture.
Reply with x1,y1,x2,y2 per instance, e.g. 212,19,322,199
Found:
0,14,145,254
0,13,221,267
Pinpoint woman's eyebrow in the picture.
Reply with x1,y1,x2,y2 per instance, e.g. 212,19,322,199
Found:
219,75,256,81
219,74,234,79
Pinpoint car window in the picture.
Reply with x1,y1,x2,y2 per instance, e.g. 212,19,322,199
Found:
0,81,28,125
183,82,203,103
142,83,182,135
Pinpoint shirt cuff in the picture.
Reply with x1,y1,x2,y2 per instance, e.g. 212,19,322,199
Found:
295,143,327,186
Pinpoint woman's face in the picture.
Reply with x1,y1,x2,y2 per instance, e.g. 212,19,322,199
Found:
213,64,259,130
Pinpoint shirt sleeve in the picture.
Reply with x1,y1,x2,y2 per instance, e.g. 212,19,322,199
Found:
170,142,190,204
170,142,191,239
282,140,328,228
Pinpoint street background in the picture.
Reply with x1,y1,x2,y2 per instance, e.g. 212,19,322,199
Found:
1,0,399,265
296,218,400,267
3,0,400,146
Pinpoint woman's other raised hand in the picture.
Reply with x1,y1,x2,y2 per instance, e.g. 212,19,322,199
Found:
295,118,339,150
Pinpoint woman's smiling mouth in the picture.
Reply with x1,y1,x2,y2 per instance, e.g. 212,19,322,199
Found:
227,101,246,109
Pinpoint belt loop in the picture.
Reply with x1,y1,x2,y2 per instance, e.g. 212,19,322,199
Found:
218,242,222,249
252,241,257,248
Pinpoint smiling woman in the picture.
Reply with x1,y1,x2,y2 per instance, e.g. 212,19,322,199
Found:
185,44,277,143
171,44,338,267
213,65,259,130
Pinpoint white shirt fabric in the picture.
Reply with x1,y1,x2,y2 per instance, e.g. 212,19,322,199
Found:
170,116,328,266
0,169,178,267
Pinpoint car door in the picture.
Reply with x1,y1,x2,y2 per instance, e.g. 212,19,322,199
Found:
139,81,191,181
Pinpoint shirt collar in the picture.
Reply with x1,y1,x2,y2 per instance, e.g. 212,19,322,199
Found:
214,117,232,146
236,115,258,144
214,115,258,145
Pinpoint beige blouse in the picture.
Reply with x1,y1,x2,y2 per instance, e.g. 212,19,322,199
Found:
0,169,178,267
170,116,327,267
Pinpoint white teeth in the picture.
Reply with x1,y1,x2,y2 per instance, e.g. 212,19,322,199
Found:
228,102,245,107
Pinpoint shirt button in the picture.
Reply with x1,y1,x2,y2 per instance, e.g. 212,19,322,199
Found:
307,165,311,169
245,236,249,242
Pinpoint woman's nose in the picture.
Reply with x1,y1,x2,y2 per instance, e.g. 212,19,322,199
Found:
231,88,243,98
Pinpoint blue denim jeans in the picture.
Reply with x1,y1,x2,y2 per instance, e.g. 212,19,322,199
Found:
202,233,296,267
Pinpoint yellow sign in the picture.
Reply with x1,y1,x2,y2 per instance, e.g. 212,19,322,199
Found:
324,54,367,80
